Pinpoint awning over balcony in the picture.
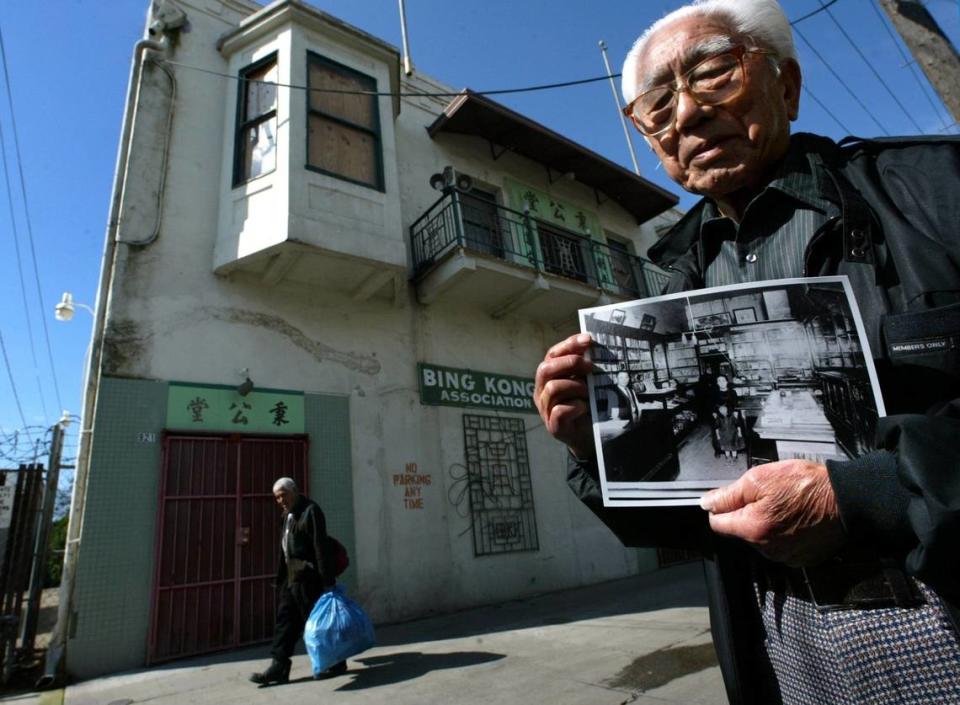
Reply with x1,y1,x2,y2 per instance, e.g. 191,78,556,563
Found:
427,90,679,224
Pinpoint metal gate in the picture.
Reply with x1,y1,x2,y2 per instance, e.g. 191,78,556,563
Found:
148,434,308,663
0,465,45,681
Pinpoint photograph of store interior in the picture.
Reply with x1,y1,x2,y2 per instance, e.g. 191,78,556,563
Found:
579,277,886,506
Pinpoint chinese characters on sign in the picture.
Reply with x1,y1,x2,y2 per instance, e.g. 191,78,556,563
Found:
507,178,602,238
270,401,289,426
187,397,208,422
230,401,251,425
393,462,432,510
166,384,305,433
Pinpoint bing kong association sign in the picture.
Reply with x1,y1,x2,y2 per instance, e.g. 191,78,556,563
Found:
417,363,537,414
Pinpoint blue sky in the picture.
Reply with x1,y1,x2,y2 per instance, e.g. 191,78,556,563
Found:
1,0,958,455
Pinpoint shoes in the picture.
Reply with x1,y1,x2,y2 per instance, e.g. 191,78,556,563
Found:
313,660,348,680
250,657,291,685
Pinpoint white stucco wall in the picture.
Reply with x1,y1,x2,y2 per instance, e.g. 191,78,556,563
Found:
97,0,670,635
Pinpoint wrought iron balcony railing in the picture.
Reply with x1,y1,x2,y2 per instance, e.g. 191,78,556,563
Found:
410,189,670,298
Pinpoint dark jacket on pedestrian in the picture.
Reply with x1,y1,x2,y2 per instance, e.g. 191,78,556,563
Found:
569,133,960,703
276,494,334,589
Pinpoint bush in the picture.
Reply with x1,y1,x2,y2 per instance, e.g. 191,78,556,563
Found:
43,515,69,588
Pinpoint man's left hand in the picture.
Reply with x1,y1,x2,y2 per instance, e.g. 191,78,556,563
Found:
700,460,846,566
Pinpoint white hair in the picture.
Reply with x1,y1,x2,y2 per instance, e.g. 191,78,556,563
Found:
272,477,298,494
621,0,797,104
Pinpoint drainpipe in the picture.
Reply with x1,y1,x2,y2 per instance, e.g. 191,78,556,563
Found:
37,34,168,689
450,187,466,249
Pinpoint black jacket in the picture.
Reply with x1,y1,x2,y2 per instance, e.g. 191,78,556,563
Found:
569,133,960,704
276,494,334,588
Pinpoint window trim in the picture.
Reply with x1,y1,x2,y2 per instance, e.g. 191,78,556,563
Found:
604,232,633,254
305,51,384,192
232,52,279,188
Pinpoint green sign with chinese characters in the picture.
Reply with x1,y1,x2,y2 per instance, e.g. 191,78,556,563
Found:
418,363,537,414
504,177,603,239
167,383,305,433
503,177,616,287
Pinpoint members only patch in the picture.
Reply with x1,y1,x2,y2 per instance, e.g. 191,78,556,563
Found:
888,336,956,357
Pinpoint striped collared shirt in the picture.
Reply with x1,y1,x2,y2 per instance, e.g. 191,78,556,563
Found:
702,145,833,287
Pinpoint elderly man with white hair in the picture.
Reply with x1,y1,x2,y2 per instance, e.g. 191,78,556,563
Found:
534,0,960,702
249,477,345,685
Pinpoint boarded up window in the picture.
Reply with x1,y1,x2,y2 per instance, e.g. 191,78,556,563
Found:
308,63,375,128
308,117,377,186
307,54,382,189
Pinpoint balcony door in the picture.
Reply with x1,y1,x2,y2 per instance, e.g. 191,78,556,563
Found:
461,188,505,258
606,237,640,295
539,223,588,282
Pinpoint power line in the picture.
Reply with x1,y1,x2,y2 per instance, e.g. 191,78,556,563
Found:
791,0,842,25
803,85,854,134
792,23,892,135
153,1,852,103
818,0,924,132
0,329,32,442
0,25,63,415
0,107,48,421
161,58,617,99
867,0,952,132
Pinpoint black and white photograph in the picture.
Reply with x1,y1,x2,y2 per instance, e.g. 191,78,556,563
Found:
579,277,886,507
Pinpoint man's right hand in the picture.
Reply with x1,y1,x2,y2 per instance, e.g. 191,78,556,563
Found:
534,333,595,459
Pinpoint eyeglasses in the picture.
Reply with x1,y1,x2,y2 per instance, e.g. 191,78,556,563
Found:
623,46,772,137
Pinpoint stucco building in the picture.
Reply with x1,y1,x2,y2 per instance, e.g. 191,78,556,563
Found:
60,0,681,678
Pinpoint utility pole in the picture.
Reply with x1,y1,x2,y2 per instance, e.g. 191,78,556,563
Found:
397,0,414,76
878,0,960,127
19,421,65,656
599,40,642,175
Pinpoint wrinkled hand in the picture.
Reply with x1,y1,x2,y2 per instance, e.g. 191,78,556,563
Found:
699,460,846,566
534,333,595,459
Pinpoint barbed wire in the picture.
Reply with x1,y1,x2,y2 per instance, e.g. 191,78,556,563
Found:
1,422,77,520
0,425,47,466
0,423,79,466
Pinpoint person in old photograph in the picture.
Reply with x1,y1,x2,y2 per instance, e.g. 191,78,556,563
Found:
706,374,739,462
534,0,960,702
601,370,658,482
610,370,643,423
713,405,744,464
713,374,737,412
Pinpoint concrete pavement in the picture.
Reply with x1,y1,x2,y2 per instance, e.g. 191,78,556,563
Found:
8,561,726,705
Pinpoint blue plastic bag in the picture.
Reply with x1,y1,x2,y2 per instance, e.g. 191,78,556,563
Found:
304,585,376,675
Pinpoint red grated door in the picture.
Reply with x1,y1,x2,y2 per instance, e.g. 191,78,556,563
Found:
148,434,307,663
236,438,308,645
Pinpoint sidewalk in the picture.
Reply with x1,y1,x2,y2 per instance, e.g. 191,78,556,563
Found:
9,562,726,705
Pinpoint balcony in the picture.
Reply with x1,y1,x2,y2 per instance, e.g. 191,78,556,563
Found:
411,189,670,322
